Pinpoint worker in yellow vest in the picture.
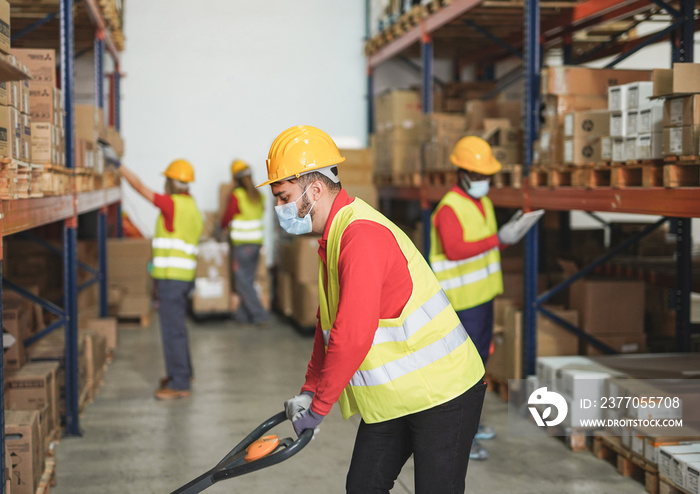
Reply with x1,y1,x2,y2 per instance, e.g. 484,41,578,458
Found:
118,160,203,400
220,160,267,325
429,136,510,460
259,125,486,494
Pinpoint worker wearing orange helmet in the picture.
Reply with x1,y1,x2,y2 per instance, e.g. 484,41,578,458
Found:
429,136,521,459
220,160,267,325
260,125,486,493
118,160,203,400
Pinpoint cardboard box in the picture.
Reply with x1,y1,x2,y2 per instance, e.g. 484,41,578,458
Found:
569,279,644,335
31,122,57,163
485,324,505,378
0,0,9,55
535,355,592,387
82,330,107,394
541,66,652,97
107,237,152,294
280,236,320,284
663,125,700,157
563,136,602,165
192,241,230,314
12,48,57,86
639,104,664,134
28,84,61,126
275,271,294,317
564,110,610,138
608,85,628,112
337,148,373,184
5,361,59,438
664,95,700,127
21,112,31,162
5,410,43,494
627,81,654,110
291,280,319,327
3,299,30,370
671,63,700,95
374,89,422,134
541,94,608,127
464,99,522,130
0,104,22,160
343,183,379,210
584,332,646,355
538,126,564,167
74,104,99,144
372,130,421,175
652,68,673,98
610,111,627,137
612,137,626,162
636,133,663,160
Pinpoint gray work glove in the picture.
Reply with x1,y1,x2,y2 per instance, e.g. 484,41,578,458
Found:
497,209,523,245
292,408,324,438
284,391,314,421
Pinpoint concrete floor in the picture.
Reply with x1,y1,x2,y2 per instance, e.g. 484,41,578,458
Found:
51,314,648,494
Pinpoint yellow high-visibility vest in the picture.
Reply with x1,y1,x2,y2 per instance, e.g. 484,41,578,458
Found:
319,197,484,424
429,192,503,311
152,194,203,282
229,188,264,245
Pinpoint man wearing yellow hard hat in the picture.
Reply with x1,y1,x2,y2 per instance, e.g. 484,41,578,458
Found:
118,160,203,400
259,125,486,493
219,160,267,325
429,135,524,460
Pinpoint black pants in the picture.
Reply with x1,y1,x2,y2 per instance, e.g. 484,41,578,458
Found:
346,378,487,494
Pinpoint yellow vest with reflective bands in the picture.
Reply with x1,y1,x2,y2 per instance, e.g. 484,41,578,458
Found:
229,188,264,245
319,197,485,424
152,194,203,281
429,193,503,311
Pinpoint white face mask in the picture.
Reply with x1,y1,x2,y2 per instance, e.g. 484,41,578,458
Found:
460,175,490,199
274,186,316,235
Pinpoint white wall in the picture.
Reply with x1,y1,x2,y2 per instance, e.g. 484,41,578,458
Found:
120,1,366,236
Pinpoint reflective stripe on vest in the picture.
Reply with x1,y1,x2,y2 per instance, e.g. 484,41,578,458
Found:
429,192,503,311
152,194,203,282
319,197,485,424
230,188,264,245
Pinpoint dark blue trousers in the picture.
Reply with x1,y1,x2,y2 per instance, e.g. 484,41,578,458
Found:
156,279,193,390
456,299,494,365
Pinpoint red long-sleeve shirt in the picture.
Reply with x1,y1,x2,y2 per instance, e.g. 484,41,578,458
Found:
432,185,500,260
300,189,413,416
153,193,175,233
220,193,240,228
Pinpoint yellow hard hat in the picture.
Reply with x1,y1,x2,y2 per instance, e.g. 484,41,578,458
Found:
163,159,195,183
257,125,346,187
450,136,502,175
231,160,249,176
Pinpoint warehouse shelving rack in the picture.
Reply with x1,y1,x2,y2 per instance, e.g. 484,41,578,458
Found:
366,0,699,375
0,1,124,490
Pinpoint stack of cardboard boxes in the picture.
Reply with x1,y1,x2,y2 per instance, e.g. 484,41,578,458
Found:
192,240,231,314
655,64,700,159
107,237,153,323
339,148,378,208
422,113,467,172
372,89,422,177
536,66,652,167
275,236,319,328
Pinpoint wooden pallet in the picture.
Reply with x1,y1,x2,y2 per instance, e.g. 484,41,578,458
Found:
35,458,57,494
547,425,592,452
529,167,550,187
484,374,510,401
611,162,665,188
571,166,611,188
493,164,522,189
593,431,660,494
548,166,575,187
659,474,694,494
663,156,700,188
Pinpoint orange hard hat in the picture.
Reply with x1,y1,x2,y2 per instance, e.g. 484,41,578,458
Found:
257,125,345,187
163,159,195,183
450,136,502,175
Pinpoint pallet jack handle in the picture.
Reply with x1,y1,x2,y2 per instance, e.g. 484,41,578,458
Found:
171,411,313,494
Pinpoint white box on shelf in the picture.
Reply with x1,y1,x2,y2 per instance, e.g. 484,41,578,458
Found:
639,104,664,134
608,85,628,111
627,81,654,110
610,111,627,137
636,133,663,160
612,137,626,162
